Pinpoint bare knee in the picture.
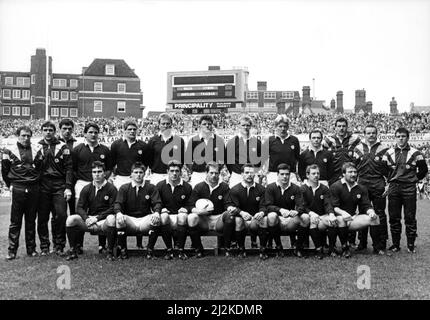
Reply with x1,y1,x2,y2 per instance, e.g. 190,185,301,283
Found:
300,213,310,227
160,212,170,225
235,217,245,231
267,212,278,226
187,213,199,227
66,214,81,227
105,214,116,227
177,212,188,225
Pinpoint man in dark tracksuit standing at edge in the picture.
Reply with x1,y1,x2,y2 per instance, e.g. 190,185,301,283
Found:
383,127,428,253
353,124,389,254
36,121,73,256
2,126,42,260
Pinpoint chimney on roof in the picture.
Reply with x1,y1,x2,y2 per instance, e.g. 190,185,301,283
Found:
336,91,344,113
257,81,267,91
208,66,220,70
82,67,87,74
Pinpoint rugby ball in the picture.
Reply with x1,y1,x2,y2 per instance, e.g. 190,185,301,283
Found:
195,199,214,212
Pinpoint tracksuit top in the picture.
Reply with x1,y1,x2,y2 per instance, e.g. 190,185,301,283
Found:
190,181,230,215
329,179,373,215
264,182,305,215
382,144,428,184
110,138,149,176
1,142,42,187
77,181,117,221
301,183,334,216
114,181,162,217
156,179,193,214
38,138,73,189
147,134,185,174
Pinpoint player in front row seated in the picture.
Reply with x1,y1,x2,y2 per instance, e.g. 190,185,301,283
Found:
301,164,337,259
114,162,162,260
65,161,117,261
226,163,267,259
188,162,232,258
329,162,379,258
156,160,193,260
265,163,309,258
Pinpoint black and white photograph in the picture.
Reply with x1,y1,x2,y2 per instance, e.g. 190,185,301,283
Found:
0,0,430,309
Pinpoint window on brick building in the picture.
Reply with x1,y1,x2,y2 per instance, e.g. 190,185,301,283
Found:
117,101,126,113
94,82,103,92
117,83,126,93
31,74,36,84
3,106,11,115
105,64,115,75
263,92,276,99
3,89,11,99
52,91,59,100
246,92,258,99
70,79,78,88
12,90,21,99
22,90,30,100
12,107,20,116
51,108,59,117
61,108,68,117
70,108,78,117
70,92,78,100
94,101,103,112
61,91,69,100
22,107,30,116
5,77,13,86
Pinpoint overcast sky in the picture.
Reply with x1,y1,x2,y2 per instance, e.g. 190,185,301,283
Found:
1,0,429,113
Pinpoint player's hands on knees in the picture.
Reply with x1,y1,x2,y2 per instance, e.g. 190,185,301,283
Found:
240,211,252,221
289,210,299,217
368,209,377,220
116,212,126,225
151,212,161,225
279,208,290,218
309,211,320,224
253,211,265,221
328,213,337,226
85,216,97,227
64,188,72,201
178,207,188,214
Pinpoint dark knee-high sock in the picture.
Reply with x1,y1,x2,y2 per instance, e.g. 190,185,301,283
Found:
105,226,116,252
339,227,349,247
296,226,307,250
235,229,247,249
222,213,235,249
348,230,356,245
359,227,369,245
290,233,297,247
136,235,143,247
98,234,107,247
369,225,380,251
327,227,337,250
250,233,257,244
66,226,79,250
176,224,188,250
268,224,282,248
77,232,85,248
117,232,127,250
147,226,160,250
160,224,172,249
310,228,322,249
258,228,268,252
188,226,202,251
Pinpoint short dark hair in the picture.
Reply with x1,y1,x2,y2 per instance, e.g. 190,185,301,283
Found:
335,117,348,127
199,115,213,125
124,120,138,130
41,121,56,132
131,162,146,172
241,163,255,173
342,162,356,174
59,119,74,129
277,163,291,173
167,160,183,171
84,122,100,133
92,160,105,171
395,127,410,138
308,129,323,140
16,126,32,137
364,124,378,134
206,161,221,173
306,164,320,175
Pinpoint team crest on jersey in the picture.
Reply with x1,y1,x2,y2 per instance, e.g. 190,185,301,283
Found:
406,165,410,169
54,158,59,163
357,194,361,199
145,195,150,200
348,151,353,157
256,196,260,201
100,154,105,159
252,147,256,152
173,145,178,150
412,161,416,166
104,196,109,200
218,195,223,200
291,145,295,150
138,150,143,154
63,149,70,155
333,152,336,156
320,195,324,199
291,195,295,200
323,158,327,163
214,147,219,152
375,156,380,161
181,195,185,199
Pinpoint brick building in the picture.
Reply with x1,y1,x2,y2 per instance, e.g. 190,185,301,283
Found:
0,48,143,119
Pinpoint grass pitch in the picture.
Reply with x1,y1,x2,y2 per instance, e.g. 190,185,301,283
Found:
0,198,429,300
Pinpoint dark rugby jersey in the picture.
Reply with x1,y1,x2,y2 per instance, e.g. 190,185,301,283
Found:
147,134,185,174
156,179,193,214
76,181,117,221
72,143,113,181
301,183,334,216
298,147,334,181
353,141,388,189
59,136,77,151
1,142,42,187
329,179,372,215
225,135,262,174
226,182,266,215
111,138,149,176
114,181,162,217
190,181,230,215
382,144,428,184
263,135,300,173
264,182,305,215
185,134,226,172
38,138,73,189
323,133,361,184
